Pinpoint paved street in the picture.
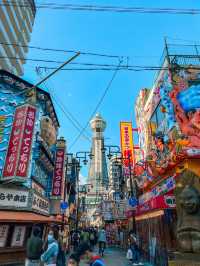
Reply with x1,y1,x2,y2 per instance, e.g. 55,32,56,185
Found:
78,247,152,266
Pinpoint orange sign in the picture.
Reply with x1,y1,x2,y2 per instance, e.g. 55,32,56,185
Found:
120,122,134,175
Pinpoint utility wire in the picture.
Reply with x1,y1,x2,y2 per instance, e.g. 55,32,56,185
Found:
0,1,199,15
35,69,91,141
2,41,199,60
0,41,120,59
35,66,200,71
69,60,122,150
2,55,200,72
50,94,91,142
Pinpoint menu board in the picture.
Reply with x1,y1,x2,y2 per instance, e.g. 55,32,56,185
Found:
11,226,26,247
0,225,9,247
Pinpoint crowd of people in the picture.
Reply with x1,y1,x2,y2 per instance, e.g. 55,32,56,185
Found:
25,225,107,266
25,224,143,266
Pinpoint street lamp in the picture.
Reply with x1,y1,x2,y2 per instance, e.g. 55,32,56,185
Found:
76,151,94,165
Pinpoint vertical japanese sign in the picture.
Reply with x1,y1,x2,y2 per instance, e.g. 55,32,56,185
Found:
2,105,36,180
52,148,65,197
16,105,36,177
120,122,134,176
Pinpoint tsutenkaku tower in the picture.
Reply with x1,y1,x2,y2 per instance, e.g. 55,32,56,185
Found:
88,114,108,193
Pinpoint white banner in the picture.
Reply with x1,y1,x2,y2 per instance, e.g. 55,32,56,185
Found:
0,188,29,208
32,193,49,215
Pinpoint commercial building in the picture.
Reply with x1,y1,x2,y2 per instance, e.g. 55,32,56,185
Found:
66,155,80,229
108,155,122,201
0,0,36,76
0,70,66,265
134,43,200,265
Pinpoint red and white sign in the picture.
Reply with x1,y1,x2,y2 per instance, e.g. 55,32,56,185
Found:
2,105,36,180
52,148,65,197
136,193,176,216
16,105,36,177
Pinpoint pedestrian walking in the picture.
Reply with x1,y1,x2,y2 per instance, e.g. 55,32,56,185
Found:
98,228,106,256
80,228,90,244
41,228,59,266
129,235,142,265
89,229,96,247
72,230,80,252
57,228,66,266
77,242,105,266
25,226,43,266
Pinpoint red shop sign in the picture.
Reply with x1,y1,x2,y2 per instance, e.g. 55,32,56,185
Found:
52,148,65,197
2,104,36,180
136,193,176,216
16,105,36,177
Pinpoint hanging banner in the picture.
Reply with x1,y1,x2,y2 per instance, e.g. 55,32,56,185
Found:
52,148,65,197
2,104,36,181
120,122,134,176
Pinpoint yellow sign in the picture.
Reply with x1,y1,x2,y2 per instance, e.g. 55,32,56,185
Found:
120,122,134,169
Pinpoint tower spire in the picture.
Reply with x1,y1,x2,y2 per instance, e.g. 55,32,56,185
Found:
88,113,108,193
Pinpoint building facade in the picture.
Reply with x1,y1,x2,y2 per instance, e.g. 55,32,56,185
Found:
108,155,122,201
0,0,36,76
66,155,80,228
134,44,200,265
0,70,66,265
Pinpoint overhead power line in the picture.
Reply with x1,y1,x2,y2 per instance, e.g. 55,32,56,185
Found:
0,41,120,59
50,94,91,142
2,55,200,72
69,60,122,150
0,1,199,15
35,70,91,142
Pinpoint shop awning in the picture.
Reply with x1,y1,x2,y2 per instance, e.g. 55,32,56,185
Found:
0,211,62,223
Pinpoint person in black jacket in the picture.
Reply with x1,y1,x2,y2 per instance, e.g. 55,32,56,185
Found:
26,226,43,266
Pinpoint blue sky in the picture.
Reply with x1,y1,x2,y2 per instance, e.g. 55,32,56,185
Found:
23,0,200,179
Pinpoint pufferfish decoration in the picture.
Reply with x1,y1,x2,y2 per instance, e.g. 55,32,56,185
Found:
40,116,57,147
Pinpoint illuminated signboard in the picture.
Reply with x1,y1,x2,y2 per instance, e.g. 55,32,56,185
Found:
120,122,134,175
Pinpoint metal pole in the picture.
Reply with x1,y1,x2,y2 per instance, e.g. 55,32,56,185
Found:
34,52,80,87
164,37,170,65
